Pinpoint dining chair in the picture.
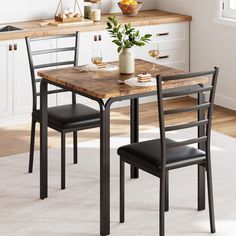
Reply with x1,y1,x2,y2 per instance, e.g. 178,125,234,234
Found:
117,67,219,235
25,32,100,189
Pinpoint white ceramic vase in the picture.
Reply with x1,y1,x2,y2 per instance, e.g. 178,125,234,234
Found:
119,48,135,74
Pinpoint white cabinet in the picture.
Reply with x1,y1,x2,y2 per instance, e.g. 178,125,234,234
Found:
0,41,13,117
13,39,32,114
78,30,118,65
56,34,98,107
78,31,94,66
30,38,58,108
99,30,119,62
13,38,58,115
0,39,32,121
135,22,189,71
0,38,58,125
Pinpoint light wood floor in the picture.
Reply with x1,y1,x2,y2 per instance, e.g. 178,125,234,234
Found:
0,97,235,158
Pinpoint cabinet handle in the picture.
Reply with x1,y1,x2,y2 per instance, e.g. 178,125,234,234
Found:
156,32,169,37
14,44,17,51
94,35,98,41
98,34,102,41
9,44,13,51
158,55,169,59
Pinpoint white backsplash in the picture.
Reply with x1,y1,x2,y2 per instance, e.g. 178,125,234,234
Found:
0,0,73,23
0,0,156,24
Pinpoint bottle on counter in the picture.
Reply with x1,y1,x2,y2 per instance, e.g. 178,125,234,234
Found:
91,0,101,22
84,1,93,19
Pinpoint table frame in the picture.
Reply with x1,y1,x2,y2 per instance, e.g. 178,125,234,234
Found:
39,78,206,236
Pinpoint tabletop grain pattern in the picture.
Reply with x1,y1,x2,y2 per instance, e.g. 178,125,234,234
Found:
38,59,208,99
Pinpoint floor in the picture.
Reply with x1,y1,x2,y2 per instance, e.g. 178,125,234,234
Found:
0,96,235,158
1,128,236,236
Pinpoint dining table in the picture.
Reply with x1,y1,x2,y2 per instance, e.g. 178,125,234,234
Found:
38,59,208,236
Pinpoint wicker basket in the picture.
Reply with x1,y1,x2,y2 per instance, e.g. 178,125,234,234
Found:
55,0,82,22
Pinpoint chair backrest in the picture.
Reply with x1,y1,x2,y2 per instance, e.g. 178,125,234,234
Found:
25,32,79,111
156,67,219,170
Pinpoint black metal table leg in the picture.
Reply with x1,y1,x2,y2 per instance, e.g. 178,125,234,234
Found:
99,100,111,236
130,98,139,179
198,88,206,211
40,79,48,199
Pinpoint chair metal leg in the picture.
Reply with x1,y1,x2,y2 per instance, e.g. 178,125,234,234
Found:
73,131,78,164
165,171,169,212
28,119,36,173
120,160,125,223
130,98,139,179
198,165,206,211
198,89,206,211
159,172,166,236
61,132,66,190
206,154,216,233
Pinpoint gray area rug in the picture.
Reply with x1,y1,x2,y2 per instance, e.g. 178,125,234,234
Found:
0,128,235,236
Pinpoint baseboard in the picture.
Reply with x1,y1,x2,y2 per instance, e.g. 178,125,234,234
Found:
189,93,236,111
215,93,236,111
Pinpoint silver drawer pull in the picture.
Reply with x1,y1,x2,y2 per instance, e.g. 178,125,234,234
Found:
156,32,169,36
158,55,169,59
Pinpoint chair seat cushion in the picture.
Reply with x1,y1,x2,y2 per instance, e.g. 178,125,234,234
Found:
117,139,206,171
33,103,100,130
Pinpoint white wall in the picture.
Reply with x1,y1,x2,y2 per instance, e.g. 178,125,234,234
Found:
0,0,156,24
0,0,81,23
157,0,236,110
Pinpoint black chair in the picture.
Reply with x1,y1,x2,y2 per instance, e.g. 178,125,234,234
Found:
117,67,219,236
25,32,100,189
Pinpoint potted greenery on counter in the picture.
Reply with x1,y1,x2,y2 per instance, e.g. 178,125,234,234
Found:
106,16,152,74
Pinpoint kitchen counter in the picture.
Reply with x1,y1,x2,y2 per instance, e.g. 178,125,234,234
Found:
0,10,192,41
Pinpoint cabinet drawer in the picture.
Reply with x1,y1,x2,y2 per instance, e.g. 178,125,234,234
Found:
138,22,189,43
157,45,189,66
137,42,189,66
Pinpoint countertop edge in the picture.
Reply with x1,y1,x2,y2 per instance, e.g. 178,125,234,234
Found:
0,10,192,41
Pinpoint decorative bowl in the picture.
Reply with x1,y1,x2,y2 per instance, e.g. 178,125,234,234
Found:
118,2,142,16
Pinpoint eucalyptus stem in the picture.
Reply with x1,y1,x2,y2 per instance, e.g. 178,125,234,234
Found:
106,16,152,53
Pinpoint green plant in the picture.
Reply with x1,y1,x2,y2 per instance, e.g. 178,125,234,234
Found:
106,16,152,53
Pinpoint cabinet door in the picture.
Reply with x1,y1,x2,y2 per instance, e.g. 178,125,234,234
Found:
0,41,13,117
79,30,118,64
29,38,58,109
13,39,32,114
136,41,189,71
99,30,118,62
135,22,189,71
57,33,98,109
56,36,76,106
78,31,94,66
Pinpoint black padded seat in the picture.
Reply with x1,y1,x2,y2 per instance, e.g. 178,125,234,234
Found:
118,138,206,171
33,103,100,130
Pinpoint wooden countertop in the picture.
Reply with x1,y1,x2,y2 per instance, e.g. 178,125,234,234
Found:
38,59,206,99
0,10,192,41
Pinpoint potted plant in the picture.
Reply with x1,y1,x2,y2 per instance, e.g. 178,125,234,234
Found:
106,16,151,74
